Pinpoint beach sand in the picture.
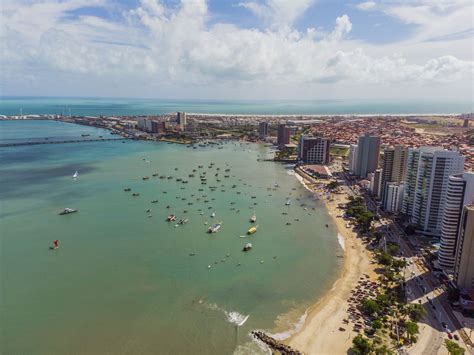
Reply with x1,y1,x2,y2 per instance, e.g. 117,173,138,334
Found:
286,170,377,354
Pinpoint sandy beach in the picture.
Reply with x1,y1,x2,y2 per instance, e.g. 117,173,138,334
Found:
286,170,378,354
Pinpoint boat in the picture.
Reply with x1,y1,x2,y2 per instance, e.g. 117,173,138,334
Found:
142,176,150,180
285,199,291,206
124,188,131,191
242,243,252,251
167,214,177,221
247,226,258,234
72,171,78,179
151,200,159,203
208,222,222,233
250,213,257,223
179,218,189,224
59,208,78,215
132,193,140,196
210,212,216,218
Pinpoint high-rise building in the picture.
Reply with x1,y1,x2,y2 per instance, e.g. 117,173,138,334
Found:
298,136,330,165
259,122,268,139
277,124,290,146
354,134,381,178
137,117,148,131
177,112,187,130
454,205,474,290
381,145,408,206
369,169,383,199
383,182,405,213
439,173,474,271
402,147,465,236
348,144,358,173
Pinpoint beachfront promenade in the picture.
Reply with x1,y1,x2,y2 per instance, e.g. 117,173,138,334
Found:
0,137,126,147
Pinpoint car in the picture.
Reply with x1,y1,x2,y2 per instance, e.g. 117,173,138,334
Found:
442,322,448,329
454,334,459,341
447,333,453,339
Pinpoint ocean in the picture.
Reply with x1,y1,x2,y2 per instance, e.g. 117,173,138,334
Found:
0,120,342,354
0,97,472,116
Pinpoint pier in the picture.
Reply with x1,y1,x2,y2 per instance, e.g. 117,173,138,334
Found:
0,137,126,147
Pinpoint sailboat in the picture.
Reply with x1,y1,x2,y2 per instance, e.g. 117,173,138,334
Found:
72,171,78,179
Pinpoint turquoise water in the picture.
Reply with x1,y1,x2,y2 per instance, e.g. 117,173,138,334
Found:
1,97,472,116
0,121,341,354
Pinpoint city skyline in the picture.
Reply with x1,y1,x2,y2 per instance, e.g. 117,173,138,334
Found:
1,0,473,100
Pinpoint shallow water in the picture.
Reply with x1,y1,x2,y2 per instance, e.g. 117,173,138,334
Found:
0,120,342,354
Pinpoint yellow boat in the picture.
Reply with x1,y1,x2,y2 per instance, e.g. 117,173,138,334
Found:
247,226,257,234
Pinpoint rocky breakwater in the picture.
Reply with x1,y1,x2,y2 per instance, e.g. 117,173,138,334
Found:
251,331,302,355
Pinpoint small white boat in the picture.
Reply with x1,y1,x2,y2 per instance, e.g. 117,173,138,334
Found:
211,212,216,218
243,243,252,251
250,213,256,223
72,171,78,179
208,222,222,233
285,199,291,206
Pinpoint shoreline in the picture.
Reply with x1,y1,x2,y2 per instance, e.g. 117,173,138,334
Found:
285,168,377,354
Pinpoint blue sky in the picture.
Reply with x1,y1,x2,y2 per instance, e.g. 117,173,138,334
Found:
1,0,473,100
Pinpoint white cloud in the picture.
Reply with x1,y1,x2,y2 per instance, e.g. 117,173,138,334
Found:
239,0,314,27
0,0,472,100
356,2,376,11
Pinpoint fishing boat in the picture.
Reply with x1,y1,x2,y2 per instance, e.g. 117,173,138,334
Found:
142,176,150,180
132,193,140,196
167,214,177,221
208,222,222,233
179,218,189,225
124,188,131,192
151,200,158,203
210,212,216,218
242,243,252,251
59,208,78,215
247,225,258,234
285,199,291,206
72,171,78,179
250,213,257,223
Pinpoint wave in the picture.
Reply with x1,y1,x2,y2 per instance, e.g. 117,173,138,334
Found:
202,302,250,326
268,310,308,341
337,233,346,251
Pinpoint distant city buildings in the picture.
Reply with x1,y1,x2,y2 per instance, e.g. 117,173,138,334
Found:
354,134,381,178
383,182,405,213
177,112,187,131
348,144,358,174
439,172,474,271
259,122,268,139
298,135,330,165
402,147,465,236
368,169,382,199
381,145,408,207
454,205,474,290
277,124,291,146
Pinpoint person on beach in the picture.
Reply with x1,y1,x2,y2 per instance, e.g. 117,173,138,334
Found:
53,239,59,250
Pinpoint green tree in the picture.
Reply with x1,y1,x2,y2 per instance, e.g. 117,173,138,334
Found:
362,299,381,316
372,319,383,329
374,345,394,355
405,321,419,343
406,304,426,322
445,339,465,355
352,334,372,355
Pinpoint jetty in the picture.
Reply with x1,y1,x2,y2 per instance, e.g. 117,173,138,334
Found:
251,331,302,355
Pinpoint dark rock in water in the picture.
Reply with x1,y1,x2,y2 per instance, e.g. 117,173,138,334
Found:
251,331,302,355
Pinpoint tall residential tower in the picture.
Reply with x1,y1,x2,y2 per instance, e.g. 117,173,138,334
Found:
354,134,381,178
402,147,465,236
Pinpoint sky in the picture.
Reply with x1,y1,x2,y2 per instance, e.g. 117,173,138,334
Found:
1,0,473,100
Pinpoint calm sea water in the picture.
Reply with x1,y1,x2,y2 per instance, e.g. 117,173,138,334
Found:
0,120,341,354
0,97,472,116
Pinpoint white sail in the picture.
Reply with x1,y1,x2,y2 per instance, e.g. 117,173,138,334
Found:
73,171,78,178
